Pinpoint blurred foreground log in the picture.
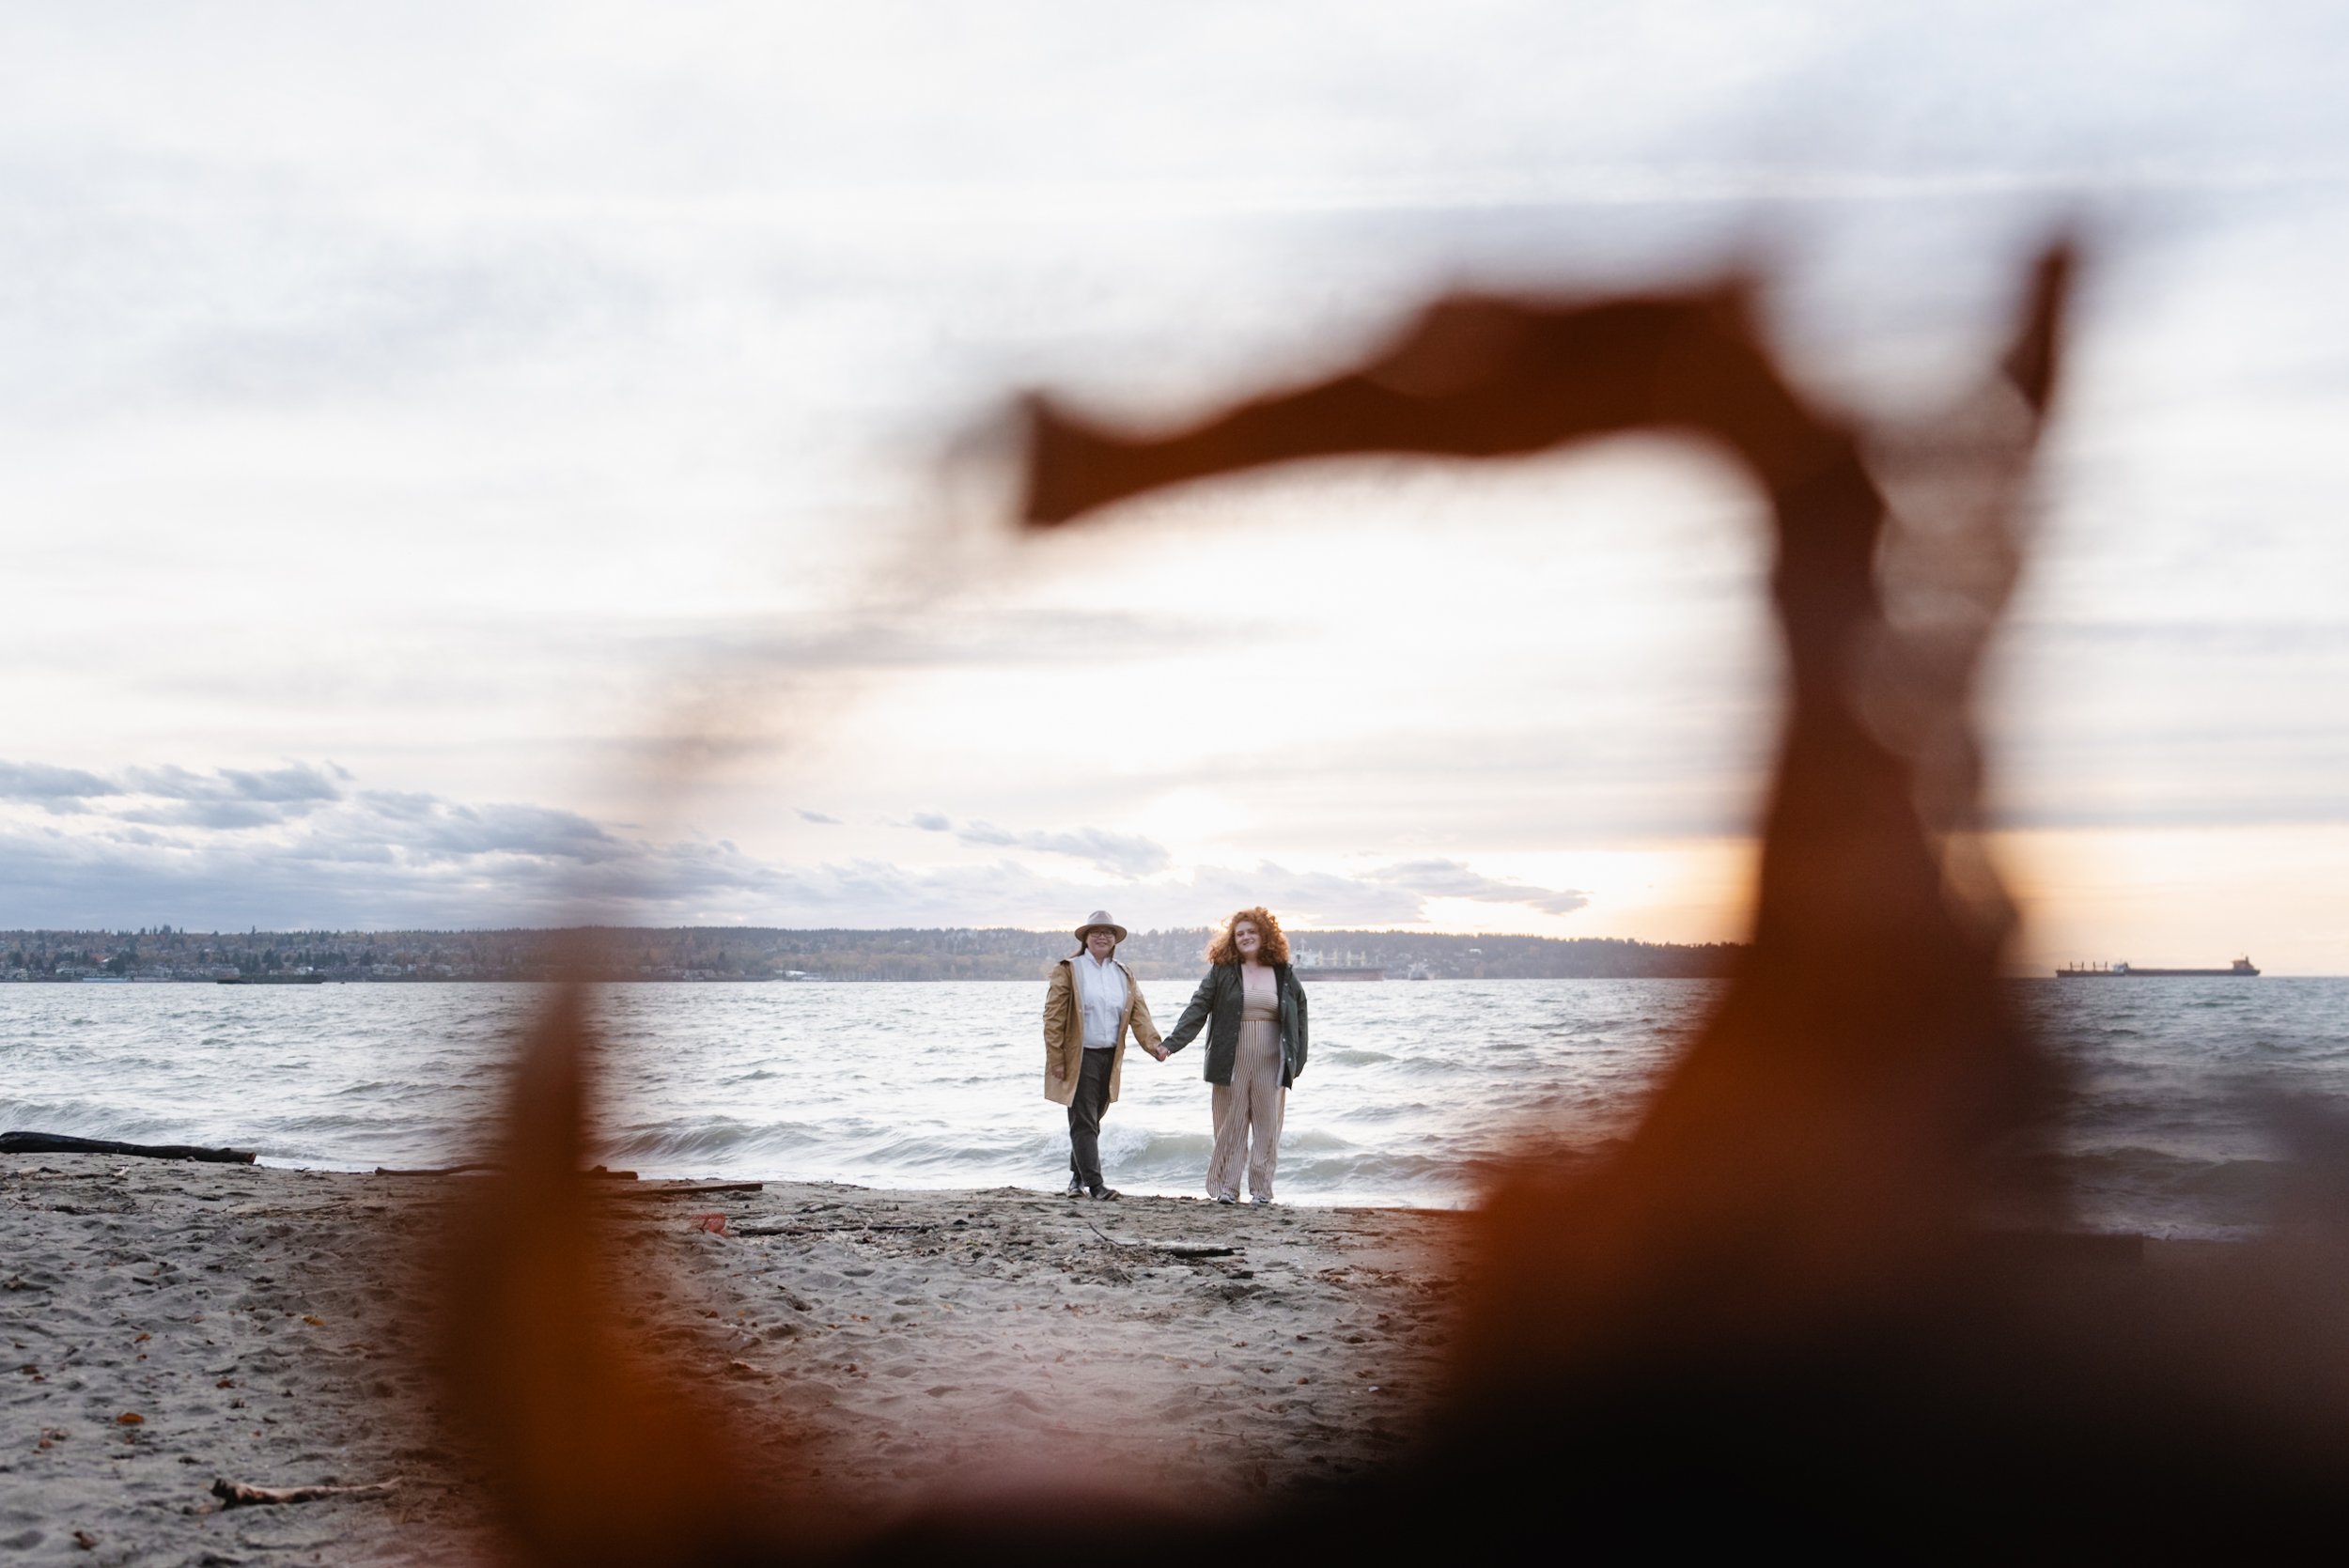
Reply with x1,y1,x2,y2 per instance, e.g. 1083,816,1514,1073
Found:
442,242,2349,1555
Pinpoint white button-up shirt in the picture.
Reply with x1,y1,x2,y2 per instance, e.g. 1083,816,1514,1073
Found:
1075,951,1128,1051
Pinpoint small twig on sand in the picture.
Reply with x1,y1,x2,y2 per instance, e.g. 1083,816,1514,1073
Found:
609,1181,765,1200
1083,1219,1238,1258
211,1477,404,1509
733,1220,937,1236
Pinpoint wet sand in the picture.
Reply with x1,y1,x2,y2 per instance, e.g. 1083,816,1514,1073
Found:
2,1158,1470,1566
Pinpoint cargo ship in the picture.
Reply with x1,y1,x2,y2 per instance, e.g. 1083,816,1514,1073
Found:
2056,957,2259,978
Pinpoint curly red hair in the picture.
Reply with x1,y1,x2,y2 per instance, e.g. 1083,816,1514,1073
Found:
1205,906,1290,966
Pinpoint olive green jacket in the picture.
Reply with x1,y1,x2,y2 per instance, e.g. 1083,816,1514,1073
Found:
1160,963,1308,1088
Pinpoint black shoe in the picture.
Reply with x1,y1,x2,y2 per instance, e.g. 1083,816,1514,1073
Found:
1065,1176,1084,1198
1089,1186,1121,1201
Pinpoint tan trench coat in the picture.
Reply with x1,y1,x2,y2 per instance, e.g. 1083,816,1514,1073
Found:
1041,955,1162,1107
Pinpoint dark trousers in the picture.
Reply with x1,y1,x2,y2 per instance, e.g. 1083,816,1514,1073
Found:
1066,1048,1114,1189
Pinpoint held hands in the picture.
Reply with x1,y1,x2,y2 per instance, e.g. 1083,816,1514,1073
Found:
1146,1042,1170,1062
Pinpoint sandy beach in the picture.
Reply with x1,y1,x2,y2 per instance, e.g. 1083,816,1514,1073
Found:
2,1157,1470,1566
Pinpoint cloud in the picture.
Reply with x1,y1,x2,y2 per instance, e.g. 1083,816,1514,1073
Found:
119,762,345,805
381,800,626,865
0,760,1475,931
1,758,347,810
1366,858,1590,917
898,814,1174,877
796,808,842,825
1155,862,1427,927
0,759,349,831
686,610,1249,676
0,760,1181,929
0,761,113,801
0,772,777,930
120,800,308,831
955,820,1172,877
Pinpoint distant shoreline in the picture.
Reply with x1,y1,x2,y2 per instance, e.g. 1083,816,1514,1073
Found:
11,971,2329,985
3,925,1748,984
2,972,1737,985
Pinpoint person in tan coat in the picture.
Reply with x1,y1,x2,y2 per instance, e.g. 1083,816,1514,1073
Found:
1043,909,1165,1200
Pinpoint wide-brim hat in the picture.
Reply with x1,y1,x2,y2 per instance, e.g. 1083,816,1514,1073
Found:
1073,909,1128,943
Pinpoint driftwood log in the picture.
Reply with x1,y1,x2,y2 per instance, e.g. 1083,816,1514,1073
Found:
210,1477,403,1509
0,1131,255,1164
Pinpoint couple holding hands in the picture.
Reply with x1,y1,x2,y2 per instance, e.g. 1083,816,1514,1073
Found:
1041,906,1308,1203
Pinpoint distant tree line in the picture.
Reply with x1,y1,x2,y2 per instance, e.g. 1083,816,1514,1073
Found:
1,924,1744,983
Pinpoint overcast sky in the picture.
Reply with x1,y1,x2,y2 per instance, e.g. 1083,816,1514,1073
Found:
4,2,2346,970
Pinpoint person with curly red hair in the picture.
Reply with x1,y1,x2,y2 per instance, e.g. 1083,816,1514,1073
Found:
1159,906,1309,1204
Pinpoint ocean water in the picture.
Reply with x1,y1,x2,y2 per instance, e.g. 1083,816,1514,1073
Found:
3,978,2343,1236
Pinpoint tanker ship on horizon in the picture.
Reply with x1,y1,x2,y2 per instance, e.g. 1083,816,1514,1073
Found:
2057,957,2261,978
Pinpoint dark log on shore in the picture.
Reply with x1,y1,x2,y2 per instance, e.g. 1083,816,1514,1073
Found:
0,1130,257,1164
